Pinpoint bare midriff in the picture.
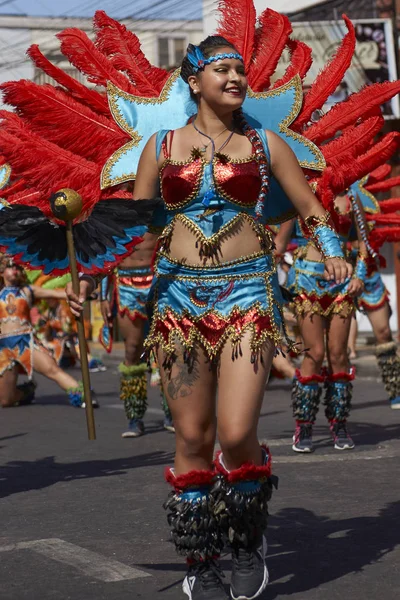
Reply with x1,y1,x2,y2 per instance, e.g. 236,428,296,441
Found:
120,232,159,268
166,216,266,266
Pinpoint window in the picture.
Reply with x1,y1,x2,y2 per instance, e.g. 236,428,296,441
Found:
158,37,187,69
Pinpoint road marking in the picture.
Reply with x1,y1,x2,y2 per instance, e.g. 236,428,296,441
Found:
0,538,150,582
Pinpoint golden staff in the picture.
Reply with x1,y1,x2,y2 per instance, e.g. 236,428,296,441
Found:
51,188,96,440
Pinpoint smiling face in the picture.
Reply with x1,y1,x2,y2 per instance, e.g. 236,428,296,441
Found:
188,46,247,112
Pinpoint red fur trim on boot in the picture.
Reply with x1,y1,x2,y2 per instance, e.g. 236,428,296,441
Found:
295,369,325,384
325,368,355,382
214,445,272,483
165,467,214,491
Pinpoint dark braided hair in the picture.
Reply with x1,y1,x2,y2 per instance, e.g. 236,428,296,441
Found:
181,37,270,219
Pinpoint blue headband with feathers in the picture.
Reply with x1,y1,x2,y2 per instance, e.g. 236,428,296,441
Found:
186,44,243,73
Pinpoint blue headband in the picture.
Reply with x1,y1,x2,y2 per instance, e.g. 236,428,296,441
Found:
186,44,243,73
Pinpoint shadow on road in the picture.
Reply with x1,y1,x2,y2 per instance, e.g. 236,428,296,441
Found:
137,501,400,597
266,502,400,597
0,450,174,499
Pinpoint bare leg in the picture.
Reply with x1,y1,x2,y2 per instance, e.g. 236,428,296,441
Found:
271,352,296,379
0,366,23,407
297,312,326,376
366,302,392,344
118,313,145,365
326,313,353,375
33,349,79,390
348,314,358,360
217,332,275,469
157,344,217,475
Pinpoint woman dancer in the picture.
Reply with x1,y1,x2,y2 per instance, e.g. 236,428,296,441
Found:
287,192,366,453
0,256,96,408
68,38,350,600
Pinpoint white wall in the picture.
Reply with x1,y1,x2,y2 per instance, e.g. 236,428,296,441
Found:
0,28,34,108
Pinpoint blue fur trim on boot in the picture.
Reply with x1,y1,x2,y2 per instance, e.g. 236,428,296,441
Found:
67,382,84,407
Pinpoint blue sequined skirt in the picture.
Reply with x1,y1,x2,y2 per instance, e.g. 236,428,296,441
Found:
358,270,389,312
145,252,286,361
286,258,355,318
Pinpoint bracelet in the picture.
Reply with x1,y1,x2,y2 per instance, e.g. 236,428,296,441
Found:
78,273,103,294
354,255,367,280
303,213,344,260
100,276,109,301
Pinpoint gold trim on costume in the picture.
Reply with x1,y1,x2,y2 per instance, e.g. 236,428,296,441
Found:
247,76,326,172
354,176,380,215
0,164,11,190
145,299,282,361
164,212,274,260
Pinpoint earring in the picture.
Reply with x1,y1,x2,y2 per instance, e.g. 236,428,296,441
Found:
193,89,198,94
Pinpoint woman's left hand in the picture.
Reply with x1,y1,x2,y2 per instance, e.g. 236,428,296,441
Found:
323,258,352,284
347,277,365,298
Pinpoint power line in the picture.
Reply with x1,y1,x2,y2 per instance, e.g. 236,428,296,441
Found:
0,0,204,72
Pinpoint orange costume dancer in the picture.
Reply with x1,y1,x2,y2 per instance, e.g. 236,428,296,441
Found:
0,256,95,408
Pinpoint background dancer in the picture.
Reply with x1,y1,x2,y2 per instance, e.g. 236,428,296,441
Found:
286,192,366,453
348,173,400,410
99,235,174,437
0,256,96,408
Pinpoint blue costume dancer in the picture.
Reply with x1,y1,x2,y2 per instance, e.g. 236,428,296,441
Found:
0,4,399,599
348,176,400,409
286,200,367,453
99,260,174,436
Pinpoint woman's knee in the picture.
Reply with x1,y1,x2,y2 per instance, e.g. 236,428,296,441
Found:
124,338,143,364
303,345,325,371
0,385,17,407
217,425,255,459
374,324,392,345
175,423,215,459
328,347,348,370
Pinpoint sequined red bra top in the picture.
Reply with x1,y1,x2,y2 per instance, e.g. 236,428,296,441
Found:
152,130,274,247
159,130,262,210
0,286,32,327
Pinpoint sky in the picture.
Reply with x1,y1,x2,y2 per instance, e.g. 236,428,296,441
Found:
0,0,203,20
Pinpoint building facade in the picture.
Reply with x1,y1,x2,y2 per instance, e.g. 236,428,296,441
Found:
0,14,203,94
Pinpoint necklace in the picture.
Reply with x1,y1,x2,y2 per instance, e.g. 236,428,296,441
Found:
192,119,235,209
192,119,235,159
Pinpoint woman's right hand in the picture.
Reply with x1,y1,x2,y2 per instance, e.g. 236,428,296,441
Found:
100,300,113,329
66,280,93,317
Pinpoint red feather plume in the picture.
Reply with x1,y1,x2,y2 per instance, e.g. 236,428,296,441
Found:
304,80,400,145
367,164,392,184
217,0,257,71
367,213,400,224
272,39,312,89
319,133,400,195
294,15,355,130
369,226,400,250
94,11,169,96
57,29,136,95
367,175,400,193
249,9,292,91
0,111,101,219
321,112,383,168
379,199,400,213
0,80,128,165
26,45,109,115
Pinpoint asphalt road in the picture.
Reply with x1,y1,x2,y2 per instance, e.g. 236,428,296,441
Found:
1,359,399,600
